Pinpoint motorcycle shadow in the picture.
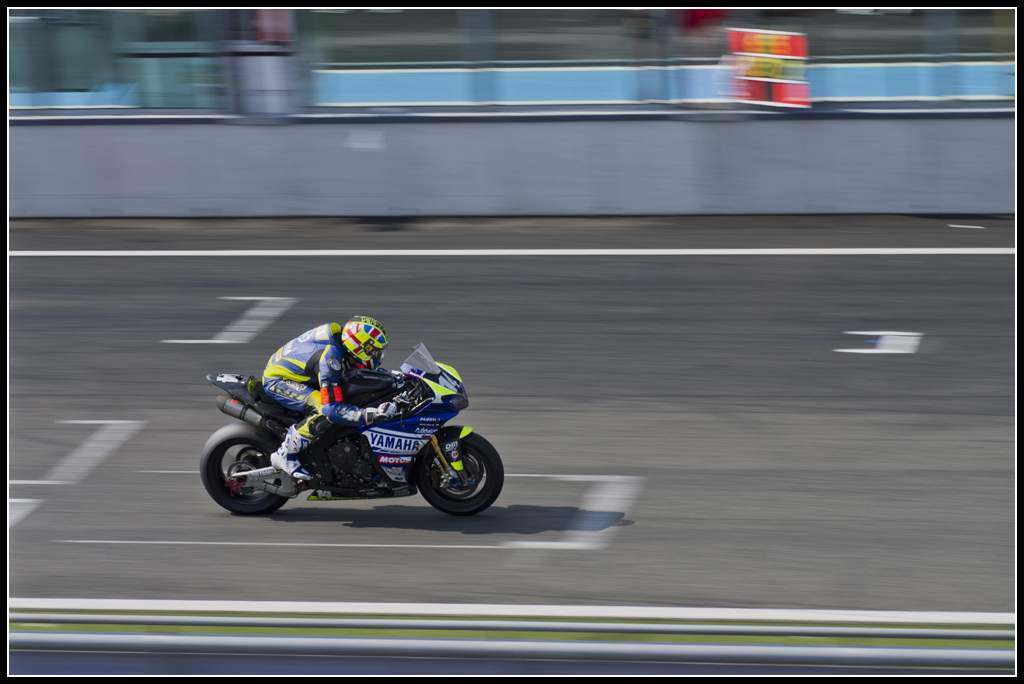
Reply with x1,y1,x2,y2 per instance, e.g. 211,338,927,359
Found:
265,504,635,537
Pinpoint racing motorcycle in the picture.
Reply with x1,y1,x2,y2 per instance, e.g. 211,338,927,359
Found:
200,344,503,516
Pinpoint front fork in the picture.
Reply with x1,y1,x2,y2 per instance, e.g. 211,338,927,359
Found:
429,436,468,488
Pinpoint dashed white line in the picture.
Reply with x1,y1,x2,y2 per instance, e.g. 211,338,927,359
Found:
163,297,297,344
9,500,43,528
948,224,986,229
8,248,1016,257
136,470,199,474
834,331,922,354
504,475,645,551
56,540,505,550
51,474,644,552
45,421,147,483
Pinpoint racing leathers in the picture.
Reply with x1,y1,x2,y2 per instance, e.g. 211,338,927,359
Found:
263,322,396,480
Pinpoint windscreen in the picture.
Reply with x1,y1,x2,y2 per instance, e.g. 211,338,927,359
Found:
401,343,441,377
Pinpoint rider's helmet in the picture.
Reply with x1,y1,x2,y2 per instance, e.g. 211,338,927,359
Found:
341,316,389,369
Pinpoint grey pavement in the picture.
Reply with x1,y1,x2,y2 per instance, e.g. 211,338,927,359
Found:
7,216,1015,612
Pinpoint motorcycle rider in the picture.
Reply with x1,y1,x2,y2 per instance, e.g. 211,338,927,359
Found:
263,316,398,481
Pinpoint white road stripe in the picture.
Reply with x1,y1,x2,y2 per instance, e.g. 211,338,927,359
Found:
44,421,146,484
56,540,504,550
70,474,641,551
136,471,199,474
6,598,1013,624
835,331,923,354
9,500,43,528
948,224,986,229
163,297,297,344
504,475,645,551
7,248,1016,257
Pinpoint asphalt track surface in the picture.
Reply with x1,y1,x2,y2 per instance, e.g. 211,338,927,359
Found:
8,215,1015,614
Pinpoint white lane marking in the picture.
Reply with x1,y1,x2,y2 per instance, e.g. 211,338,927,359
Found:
136,470,199,474
54,475,642,552
56,540,504,550
834,331,922,354
162,296,297,344
7,480,72,485
7,248,1016,257
502,475,644,551
948,224,986,229
44,421,146,484
7,598,1013,625
9,499,43,528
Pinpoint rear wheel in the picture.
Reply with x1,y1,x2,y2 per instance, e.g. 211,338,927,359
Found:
200,433,288,515
414,433,503,516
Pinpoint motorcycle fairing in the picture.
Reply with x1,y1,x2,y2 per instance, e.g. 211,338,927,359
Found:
362,407,458,482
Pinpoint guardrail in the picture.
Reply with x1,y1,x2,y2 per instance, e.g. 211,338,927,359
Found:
10,611,1015,669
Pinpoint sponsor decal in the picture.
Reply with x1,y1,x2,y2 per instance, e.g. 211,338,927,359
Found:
418,417,441,424
315,324,330,340
391,486,413,496
414,427,437,434
378,455,413,465
299,330,313,342
444,441,459,452
368,431,424,455
382,466,407,482
216,374,244,384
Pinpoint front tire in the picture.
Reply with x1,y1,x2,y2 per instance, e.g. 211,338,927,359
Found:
200,425,288,515
414,432,503,516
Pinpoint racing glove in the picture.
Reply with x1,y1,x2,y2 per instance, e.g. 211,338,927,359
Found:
363,401,399,425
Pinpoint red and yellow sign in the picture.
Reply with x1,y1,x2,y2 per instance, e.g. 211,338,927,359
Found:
727,28,810,108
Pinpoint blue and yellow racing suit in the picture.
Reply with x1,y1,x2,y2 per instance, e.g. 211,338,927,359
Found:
263,322,368,440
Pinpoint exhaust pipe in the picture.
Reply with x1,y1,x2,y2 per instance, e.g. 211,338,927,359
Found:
216,395,285,435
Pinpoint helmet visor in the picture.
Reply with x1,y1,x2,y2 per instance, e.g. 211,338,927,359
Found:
366,344,386,368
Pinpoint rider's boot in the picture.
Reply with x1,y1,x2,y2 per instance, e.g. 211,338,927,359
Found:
270,425,313,481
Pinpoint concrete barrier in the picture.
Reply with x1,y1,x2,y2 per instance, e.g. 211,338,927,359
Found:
9,114,1014,217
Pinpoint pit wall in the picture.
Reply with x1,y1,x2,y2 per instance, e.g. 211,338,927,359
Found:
9,116,1014,217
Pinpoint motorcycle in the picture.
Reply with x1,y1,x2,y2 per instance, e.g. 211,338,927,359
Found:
200,343,503,517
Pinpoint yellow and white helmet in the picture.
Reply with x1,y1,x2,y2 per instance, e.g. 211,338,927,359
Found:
341,316,389,369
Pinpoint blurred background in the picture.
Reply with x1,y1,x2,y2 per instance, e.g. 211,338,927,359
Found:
7,8,1016,217
8,8,1015,110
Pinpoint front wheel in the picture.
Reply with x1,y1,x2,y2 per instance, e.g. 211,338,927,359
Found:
200,426,289,515
414,432,503,516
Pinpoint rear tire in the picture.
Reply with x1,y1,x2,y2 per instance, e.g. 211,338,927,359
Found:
414,432,503,516
200,428,288,515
